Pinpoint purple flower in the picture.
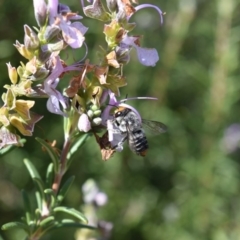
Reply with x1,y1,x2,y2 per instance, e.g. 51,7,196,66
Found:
43,56,67,116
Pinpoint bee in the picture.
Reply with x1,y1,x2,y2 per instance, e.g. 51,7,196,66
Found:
108,106,167,156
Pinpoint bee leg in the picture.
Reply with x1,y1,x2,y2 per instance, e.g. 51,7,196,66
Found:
112,135,127,151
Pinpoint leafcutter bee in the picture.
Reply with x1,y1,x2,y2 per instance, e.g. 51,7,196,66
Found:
107,106,167,156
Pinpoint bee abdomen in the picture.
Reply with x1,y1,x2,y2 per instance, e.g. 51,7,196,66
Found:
128,129,148,155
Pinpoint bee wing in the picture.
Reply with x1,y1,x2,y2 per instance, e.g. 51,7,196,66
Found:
142,119,168,134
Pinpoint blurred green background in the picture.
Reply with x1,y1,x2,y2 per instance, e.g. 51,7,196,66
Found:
1,0,240,239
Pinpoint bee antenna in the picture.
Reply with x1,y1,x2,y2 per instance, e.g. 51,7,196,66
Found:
107,104,119,109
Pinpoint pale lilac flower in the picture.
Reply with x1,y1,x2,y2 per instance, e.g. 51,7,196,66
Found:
60,20,88,49
78,113,91,132
48,0,59,24
120,35,159,67
44,78,67,116
82,179,108,206
33,0,47,27
42,56,66,116
221,124,240,153
48,1,88,49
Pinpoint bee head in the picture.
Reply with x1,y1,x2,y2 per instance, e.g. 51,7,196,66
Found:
114,107,126,117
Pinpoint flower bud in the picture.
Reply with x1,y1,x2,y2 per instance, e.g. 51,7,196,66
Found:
90,104,99,111
33,0,47,27
92,117,102,126
30,67,49,81
87,109,94,119
83,0,111,22
106,0,117,12
6,62,18,85
78,113,91,132
5,89,16,110
44,25,61,42
38,49,52,63
24,25,40,51
93,109,102,117
41,40,64,52
13,41,34,60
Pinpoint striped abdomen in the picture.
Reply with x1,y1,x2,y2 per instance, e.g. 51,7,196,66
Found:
128,129,148,156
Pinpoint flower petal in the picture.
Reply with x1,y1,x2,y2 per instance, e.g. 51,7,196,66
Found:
61,22,86,48
135,46,159,66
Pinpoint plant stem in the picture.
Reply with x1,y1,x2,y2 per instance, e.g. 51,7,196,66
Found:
52,137,72,194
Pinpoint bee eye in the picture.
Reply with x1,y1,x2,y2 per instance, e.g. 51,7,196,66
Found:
115,111,121,116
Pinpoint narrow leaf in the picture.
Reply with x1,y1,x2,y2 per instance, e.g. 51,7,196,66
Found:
35,191,42,211
1,222,29,233
36,137,59,173
57,176,75,203
53,207,88,223
46,163,54,187
44,189,56,209
21,190,32,224
23,158,42,181
39,216,55,227
33,178,45,203
53,219,95,230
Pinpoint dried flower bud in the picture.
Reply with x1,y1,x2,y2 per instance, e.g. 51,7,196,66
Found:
6,62,18,85
83,0,111,22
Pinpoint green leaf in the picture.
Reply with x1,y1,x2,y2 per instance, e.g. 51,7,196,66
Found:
53,207,88,224
21,190,32,225
44,189,56,209
23,158,42,181
57,176,75,203
35,137,59,173
33,178,45,196
46,163,54,187
53,219,95,230
1,221,29,233
39,216,55,228
35,191,42,211
67,134,89,168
